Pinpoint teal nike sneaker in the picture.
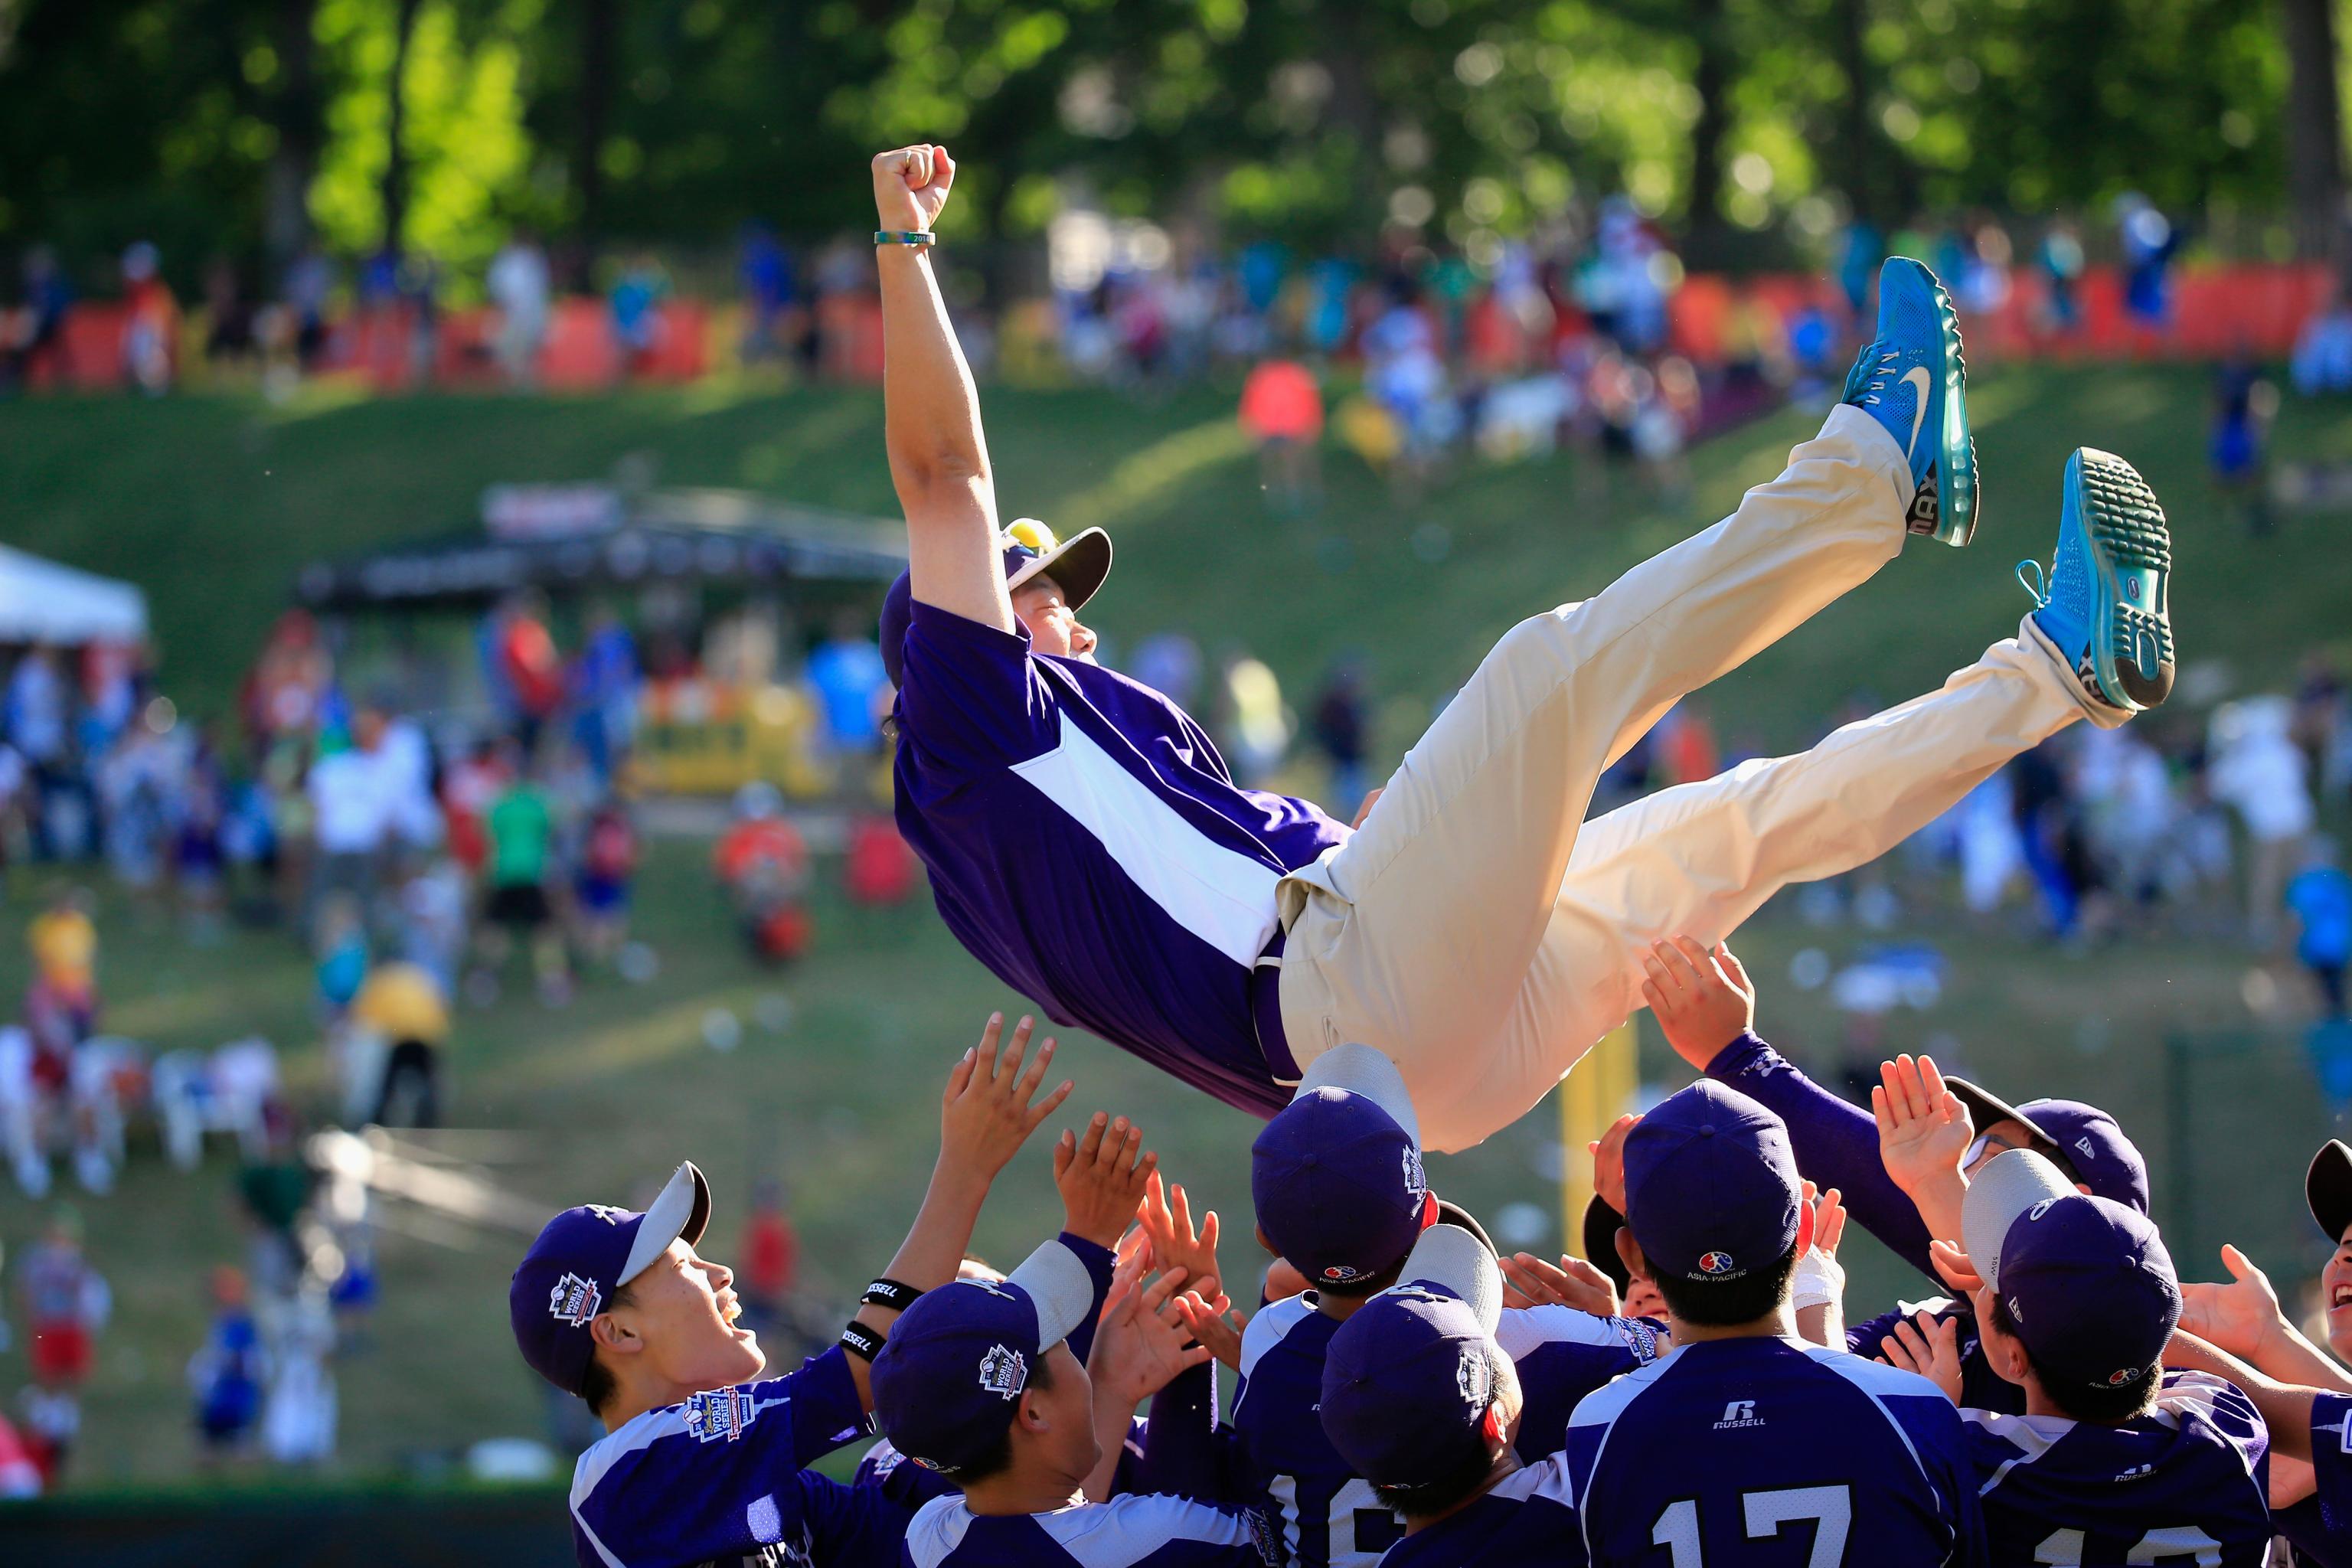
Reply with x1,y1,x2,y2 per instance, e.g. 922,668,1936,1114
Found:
1841,256,1978,547
2017,447,2174,714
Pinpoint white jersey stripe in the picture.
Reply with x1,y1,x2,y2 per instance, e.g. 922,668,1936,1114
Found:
1011,714,1282,965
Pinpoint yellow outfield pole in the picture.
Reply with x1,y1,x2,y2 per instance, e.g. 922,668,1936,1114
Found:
1560,1020,1639,1253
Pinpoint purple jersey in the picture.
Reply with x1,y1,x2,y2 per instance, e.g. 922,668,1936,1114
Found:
568,1348,891,1568
900,1493,1270,1568
1565,1337,1984,1567
1234,1294,1659,1567
1377,1455,1588,1568
1962,1371,2271,1566
893,604,1348,1116
2291,1391,2352,1565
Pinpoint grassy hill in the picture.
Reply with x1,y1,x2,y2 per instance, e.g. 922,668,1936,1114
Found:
0,365,2346,1488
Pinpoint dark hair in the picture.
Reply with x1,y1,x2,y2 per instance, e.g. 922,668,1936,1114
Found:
1987,1294,2160,1423
1370,1348,1510,1518
939,1348,1056,1486
1650,1245,1798,1328
577,1280,639,1416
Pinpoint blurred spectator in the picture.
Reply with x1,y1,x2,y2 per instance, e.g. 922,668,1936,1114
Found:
236,1109,312,1298
2289,838,2352,1017
610,253,671,376
2037,218,2086,338
738,224,796,365
486,230,550,388
570,606,639,785
119,241,178,395
804,613,888,762
313,896,368,1023
0,1402,38,1497
281,246,333,371
202,259,256,371
305,704,395,939
18,1207,106,1481
6,648,70,858
397,856,470,997
490,593,564,755
2,246,72,391
715,782,811,962
472,753,569,1006
188,1265,264,1461
439,738,508,880
260,1285,336,1465
737,1179,799,1331
1309,663,1370,822
842,814,917,908
344,959,448,1127
2116,193,2180,342
1218,653,1292,789
1129,632,1203,713
2292,286,2352,396
2209,696,2316,944
1237,356,1325,514
573,797,638,969
2209,349,2275,535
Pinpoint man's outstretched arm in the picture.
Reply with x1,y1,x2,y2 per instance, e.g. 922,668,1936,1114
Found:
872,144,1014,634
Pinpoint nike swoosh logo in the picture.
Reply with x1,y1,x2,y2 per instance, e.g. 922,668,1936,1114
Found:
1902,366,1933,459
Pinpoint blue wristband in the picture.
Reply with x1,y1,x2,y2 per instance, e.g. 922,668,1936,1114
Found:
874,230,936,248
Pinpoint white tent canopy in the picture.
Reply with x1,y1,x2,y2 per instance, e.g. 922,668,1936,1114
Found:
0,544,149,645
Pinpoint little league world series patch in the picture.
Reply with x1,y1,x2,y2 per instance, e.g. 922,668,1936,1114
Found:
683,1385,760,1443
548,1272,603,1327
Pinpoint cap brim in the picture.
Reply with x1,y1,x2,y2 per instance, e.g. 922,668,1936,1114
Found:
1398,1223,1502,1335
1945,1079,2073,1177
619,1161,713,1288
1432,1200,1491,1256
1294,1043,1421,1148
1961,1149,2075,1295
1582,1195,1632,1295
1008,526,1112,612
2310,1141,2352,1243
1008,1238,1096,1351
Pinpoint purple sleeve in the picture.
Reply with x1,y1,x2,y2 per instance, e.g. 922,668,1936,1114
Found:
1135,1361,1236,1504
780,1347,873,1468
2303,1394,2352,1556
1060,1232,1117,1367
1705,1031,1936,1283
897,601,1057,773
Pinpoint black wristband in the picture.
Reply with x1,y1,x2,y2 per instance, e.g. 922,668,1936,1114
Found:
839,1321,884,1362
861,1278,923,1312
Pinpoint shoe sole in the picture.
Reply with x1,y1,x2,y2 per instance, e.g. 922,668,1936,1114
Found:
2066,447,2174,711
1927,270,1978,548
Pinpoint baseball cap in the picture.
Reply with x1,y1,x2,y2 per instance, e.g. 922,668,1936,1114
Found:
2308,1139,2352,1243
878,519,1113,687
1945,1079,2150,1214
1582,1194,1632,1296
868,1238,1096,1475
1252,1044,1437,1290
508,1161,712,1396
1622,1081,1801,1287
1962,1149,2180,1395
1319,1224,1507,1490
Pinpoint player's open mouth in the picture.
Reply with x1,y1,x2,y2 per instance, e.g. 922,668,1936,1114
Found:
719,1292,743,1326
2331,1282,2352,1312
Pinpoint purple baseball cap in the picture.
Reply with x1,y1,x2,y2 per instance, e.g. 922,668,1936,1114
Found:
508,1161,712,1396
1962,1149,2180,1394
1945,1079,2150,1214
1622,1080,1802,1287
2308,1139,2352,1243
1318,1224,1507,1489
868,1238,1096,1475
1253,1044,1436,1290
878,520,1113,688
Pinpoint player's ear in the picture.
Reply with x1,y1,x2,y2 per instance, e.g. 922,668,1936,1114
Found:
1614,1228,1649,1284
590,1313,641,1357
1016,1387,1052,1435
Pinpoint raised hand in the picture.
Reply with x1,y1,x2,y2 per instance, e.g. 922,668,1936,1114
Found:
1928,1237,1984,1295
1872,1053,1973,1226
1175,1289,1247,1374
1089,1267,1213,1405
2179,1244,2291,1363
1056,1111,1158,1250
1877,1309,1963,1403
1589,1112,1639,1215
1641,937,1756,1071
1501,1253,1619,1316
871,144,957,233
1809,1183,1848,1263
1138,1171,1223,1304
938,1013,1072,1184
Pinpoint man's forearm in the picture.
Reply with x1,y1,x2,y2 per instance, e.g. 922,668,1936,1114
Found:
844,1159,991,1410
879,248,991,499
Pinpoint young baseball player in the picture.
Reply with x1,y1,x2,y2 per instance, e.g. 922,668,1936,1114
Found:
1317,1224,1589,1566
873,1248,1268,1567
1562,1080,1984,1566
511,1014,1087,1568
1235,1045,1663,1567
1892,1151,2274,1564
871,140,2177,1154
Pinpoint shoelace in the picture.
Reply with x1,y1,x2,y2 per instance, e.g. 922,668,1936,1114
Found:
2014,558,2049,606
1854,348,1899,403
